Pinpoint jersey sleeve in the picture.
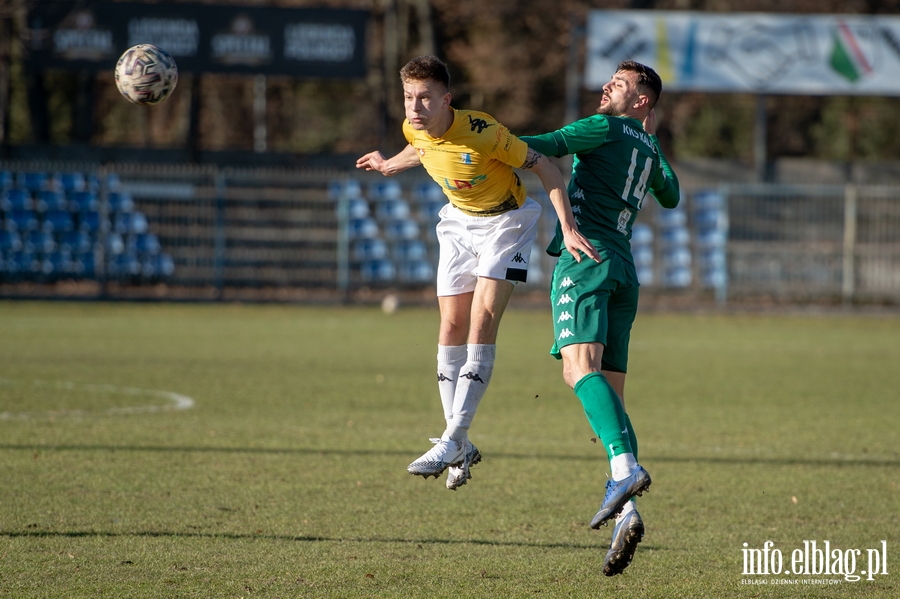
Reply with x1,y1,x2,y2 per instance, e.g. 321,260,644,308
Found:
476,117,529,168
648,135,680,209
521,114,611,158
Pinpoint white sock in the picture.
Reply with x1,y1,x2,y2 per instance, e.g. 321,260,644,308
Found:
610,453,638,481
445,344,495,442
437,345,467,424
617,499,637,521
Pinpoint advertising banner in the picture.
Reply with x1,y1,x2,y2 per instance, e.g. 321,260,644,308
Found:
586,11,900,96
25,1,368,79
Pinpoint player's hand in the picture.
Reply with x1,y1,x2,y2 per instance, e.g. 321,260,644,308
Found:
642,109,657,135
356,151,388,174
562,228,601,264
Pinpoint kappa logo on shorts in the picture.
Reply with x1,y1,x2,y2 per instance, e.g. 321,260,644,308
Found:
559,276,574,288
437,373,453,382
558,328,575,340
511,252,526,264
557,311,573,323
556,293,573,305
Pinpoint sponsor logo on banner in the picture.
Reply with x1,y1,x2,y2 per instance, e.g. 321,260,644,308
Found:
212,14,272,65
52,11,114,61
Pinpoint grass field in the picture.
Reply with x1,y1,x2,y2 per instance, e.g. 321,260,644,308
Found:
1,300,898,598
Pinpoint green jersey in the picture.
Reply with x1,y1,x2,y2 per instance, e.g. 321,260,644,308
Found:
522,114,680,261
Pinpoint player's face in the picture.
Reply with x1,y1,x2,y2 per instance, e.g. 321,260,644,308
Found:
403,78,450,131
597,70,642,117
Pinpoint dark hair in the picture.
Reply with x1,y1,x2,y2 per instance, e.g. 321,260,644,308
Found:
617,60,662,108
400,55,450,91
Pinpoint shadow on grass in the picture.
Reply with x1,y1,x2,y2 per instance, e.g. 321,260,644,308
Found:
0,528,604,550
1,443,897,468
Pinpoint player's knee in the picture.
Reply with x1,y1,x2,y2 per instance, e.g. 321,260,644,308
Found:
561,364,581,389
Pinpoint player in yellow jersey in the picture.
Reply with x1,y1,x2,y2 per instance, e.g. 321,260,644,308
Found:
357,55,599,489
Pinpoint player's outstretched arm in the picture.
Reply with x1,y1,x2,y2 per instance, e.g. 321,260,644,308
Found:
521,148,601,263
356,144,421,177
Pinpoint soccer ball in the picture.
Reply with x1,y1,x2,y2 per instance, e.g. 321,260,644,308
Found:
114,44,178,105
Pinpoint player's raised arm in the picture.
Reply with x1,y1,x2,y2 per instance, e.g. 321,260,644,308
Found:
520,148,600,263
356,144,421,177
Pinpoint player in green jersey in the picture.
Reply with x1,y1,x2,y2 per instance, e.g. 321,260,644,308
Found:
521,60,680,576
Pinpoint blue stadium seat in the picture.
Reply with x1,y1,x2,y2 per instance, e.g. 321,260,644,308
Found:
662,266,691,288
360,259,395,282
6,210,39,232
695,228,725,247
342,196,370,219
660,226,690,246
19,172,49,192
327,179,362,200
374,199,411,221
69,191,99,212
0,170,12,190
351,238,388,261
396,260,433,283
632,246,653,268
367,180,403,201
0,230,22,252
24,230,56,254
9,251,39,275
78,211,104,234
56,172,86,193
73,252,96,278
141,253,175,278
661,247,692,268
108,191,135,213
348,217,379,239
412,181,444,203
132,233,161,255
636,266,654,286
41,210,75,233
657,207,687,228
1,188,33,212
108,253,142,277
106,233,125,255
41,250,73,278
417,199,445,222
383,219,420,240
59,230,93,254
113,211,148,235
35,190,67,212
391,239,427,261
631,223,653,246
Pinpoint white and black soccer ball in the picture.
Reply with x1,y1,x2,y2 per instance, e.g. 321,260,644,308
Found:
114,44,178,105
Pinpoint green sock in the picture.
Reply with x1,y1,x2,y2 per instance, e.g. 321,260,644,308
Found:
573,372,633,461
624,413,638,462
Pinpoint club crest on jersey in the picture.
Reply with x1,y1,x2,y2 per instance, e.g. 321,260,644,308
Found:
461,153,472,164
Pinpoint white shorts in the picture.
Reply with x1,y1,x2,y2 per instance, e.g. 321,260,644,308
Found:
434,197,541,296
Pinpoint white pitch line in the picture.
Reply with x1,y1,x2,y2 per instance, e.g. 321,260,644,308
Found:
0,379,195,420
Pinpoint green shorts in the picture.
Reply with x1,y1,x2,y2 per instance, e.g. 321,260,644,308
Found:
549,247,640,373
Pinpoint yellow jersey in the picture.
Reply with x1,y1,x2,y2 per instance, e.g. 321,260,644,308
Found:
403,108,529,215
